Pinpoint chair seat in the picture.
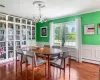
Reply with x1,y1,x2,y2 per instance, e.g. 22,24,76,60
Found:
36,58,46,66
49,55,58,60
50,59,62,68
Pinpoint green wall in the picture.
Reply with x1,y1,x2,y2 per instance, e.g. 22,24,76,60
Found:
36,22,50,42
36,11,100,45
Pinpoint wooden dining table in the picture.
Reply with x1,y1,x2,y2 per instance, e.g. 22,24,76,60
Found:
29,46,62,80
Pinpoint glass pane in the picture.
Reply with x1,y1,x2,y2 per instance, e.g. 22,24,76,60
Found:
8,23,14,35
8,41,13,47
22,41,26,45
15,41,20,49
8,41,14,58
22,19,26,24
0,42,6,60
65,34,76,41
65,23,76,34
8,23,14,40
32,27,35,39
8,51,14,58
15,25,20,40
16,24,20,30
16,31,20,35
22,25,26,40
27,26,31,40
15,41,20,46
8,16,14,22
0,22,6,41
65,34,76,46
54,26,62,44
16,35,20,40
15,18,20,23
8,35,13,40
32,21,35,25
0,14,6,20
65,22,76,47
27,20,31,25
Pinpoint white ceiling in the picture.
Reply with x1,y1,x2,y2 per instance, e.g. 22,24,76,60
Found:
0,0,100,19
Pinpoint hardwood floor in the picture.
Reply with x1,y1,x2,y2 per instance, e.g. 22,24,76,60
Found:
0,60,99,80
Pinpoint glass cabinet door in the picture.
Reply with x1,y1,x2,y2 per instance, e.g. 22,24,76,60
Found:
0,22,6,41
27,20,31,25
22,41,26,45
0,42,6,60
8,41,14,58
22,25,26,40
15,41,20,49
8,16,14,22
22,19,26,24
32,26,35,39
27,26,31,40
15,18,20,23
0,14,6,20
8,23,14,41
15,24,20,40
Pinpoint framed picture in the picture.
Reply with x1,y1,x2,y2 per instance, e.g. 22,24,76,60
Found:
98,24,100,34
84,24,95,35
41,27,47,37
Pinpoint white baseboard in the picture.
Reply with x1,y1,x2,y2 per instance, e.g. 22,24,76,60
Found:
0,58,14,64
82,58,100,65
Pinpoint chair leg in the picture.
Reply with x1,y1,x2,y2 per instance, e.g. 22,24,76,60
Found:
32,58,34,80
69,57,71,80
59,69,61,78
53,67,55,79
45,63,46,78
64,69,65,80
20,62,22,75
26,62,28,79
64,58,66,80
50,65,51,78
56,68,58,80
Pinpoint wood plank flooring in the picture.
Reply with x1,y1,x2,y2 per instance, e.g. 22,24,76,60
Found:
0,60,99,80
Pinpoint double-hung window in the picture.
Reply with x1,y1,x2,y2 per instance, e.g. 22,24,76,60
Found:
54,22,76,47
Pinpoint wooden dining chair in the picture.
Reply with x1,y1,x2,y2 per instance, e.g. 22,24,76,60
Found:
52,45,60,49
50,52,71,80
16,48,26,75
36,45,50,58
49,45,61,60
25,50,47,80
44,45,50,48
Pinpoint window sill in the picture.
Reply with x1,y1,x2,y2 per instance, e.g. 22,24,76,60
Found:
53,44,76,49
63,46,76,49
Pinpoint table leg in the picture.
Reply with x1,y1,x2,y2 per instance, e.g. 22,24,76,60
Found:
47,55,50,80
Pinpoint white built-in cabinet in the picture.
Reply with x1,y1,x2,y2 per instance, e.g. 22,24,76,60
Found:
0,13,36,61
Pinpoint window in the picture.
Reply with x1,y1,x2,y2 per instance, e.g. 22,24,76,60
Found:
54,22,76,47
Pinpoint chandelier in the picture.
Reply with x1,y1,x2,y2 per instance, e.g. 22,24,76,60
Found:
33,1,48,23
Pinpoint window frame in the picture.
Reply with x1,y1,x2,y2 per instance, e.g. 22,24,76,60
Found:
54,21,76,48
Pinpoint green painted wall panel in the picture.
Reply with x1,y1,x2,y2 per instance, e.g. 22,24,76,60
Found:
81,11,100,45
36,11,100,45
36,22,50,42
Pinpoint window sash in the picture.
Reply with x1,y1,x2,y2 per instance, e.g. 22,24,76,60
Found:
54,22,76,47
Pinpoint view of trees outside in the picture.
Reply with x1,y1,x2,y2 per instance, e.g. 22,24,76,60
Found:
54,23,76,46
